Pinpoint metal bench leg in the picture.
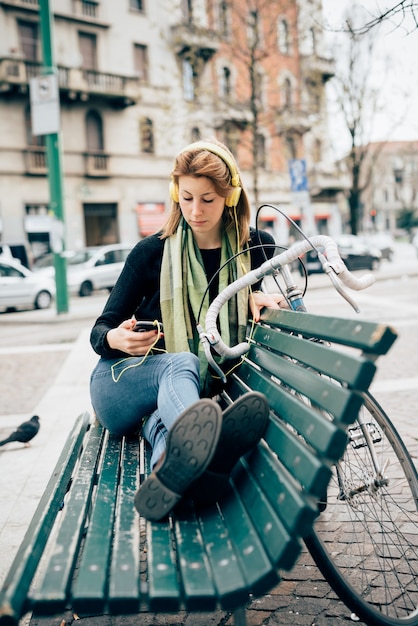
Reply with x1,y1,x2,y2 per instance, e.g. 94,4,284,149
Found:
233,606,247,626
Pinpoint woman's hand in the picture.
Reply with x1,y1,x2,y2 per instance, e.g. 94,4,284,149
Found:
249,290,289,322
106,319,162,356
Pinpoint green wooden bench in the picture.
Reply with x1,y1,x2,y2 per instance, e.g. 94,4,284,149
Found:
0,308,397,626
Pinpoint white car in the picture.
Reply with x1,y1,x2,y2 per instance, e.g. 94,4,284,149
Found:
33,243,132,297
0,258,55,311
412,232,418,257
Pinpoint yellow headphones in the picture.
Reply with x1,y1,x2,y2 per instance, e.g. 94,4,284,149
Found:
169,140,242,208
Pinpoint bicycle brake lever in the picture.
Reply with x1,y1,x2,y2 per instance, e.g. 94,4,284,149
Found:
323,265,360,313
197,324,228,383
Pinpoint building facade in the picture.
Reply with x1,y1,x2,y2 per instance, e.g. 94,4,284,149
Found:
360,141,418,234
0,0,345,260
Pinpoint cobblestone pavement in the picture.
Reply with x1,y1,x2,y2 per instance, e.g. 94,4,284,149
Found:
1,249,417,626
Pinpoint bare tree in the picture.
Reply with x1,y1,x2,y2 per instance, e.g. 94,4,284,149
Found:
326,4,404,234
213,0,295,209
332,1,418,35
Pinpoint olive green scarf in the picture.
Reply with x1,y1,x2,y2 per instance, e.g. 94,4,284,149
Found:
160,221,250,394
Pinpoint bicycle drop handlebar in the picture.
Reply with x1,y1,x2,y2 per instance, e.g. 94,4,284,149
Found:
199,235,375,367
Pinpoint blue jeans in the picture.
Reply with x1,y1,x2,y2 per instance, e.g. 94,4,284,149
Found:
90,352,201,468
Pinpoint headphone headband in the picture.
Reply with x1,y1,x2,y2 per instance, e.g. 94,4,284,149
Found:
169,140,242,207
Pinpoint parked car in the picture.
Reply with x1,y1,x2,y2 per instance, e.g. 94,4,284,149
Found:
296,248,324,275
412,232,418,257
335,235,381,271
360,233,395,261
0,241,33,268
0,258,55,311
33,243,132,297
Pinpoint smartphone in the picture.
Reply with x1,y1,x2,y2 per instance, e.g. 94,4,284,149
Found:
134,320,163,333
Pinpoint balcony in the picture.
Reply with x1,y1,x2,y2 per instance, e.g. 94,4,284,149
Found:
0,1,109,26
308,163,349,197
213,100,252,129
171,23,219,61
301,54,335,83
0,0,38,11
84,151,110,177
24,147,47,175
275,106,312,135
0,58,140,107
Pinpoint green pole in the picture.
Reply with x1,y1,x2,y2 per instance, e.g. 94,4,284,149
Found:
38,0,68,314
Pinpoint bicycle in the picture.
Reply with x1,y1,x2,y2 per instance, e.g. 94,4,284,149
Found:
199,231,418,626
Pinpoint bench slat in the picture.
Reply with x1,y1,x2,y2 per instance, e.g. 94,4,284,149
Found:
218,487,280,599
72,433,123,614
232,461,302,571
227,372,348,460
108,436,141,614
172,502,218,611
30,421,105,614
196,500,250,609
246,345,365,425
249,446,318,538
251,325,376,390
146,522,181,612
260,308,397,355
0,413,90,624
264,418,333,498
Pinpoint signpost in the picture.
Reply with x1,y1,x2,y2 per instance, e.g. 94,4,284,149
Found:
29,0,68,314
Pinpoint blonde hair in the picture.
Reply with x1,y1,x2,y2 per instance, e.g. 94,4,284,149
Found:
161,138,251,248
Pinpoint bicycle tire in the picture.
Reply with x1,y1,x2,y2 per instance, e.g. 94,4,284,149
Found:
305,391,418,626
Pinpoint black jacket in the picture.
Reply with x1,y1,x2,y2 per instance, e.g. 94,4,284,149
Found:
90,227,276,359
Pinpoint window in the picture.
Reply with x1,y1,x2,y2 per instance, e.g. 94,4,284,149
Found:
140,117,154,153
307,27,316,55
220,66,231,99
129,0,144,10
313,138,321,163
255,134,266,168
219,1,229,37
278,19,290,55
79,32,97,70
134,44,148,82
25,105,44,147
191,127,201,141
182,59,195,101
285,135,297,160
182,0,193,23
18,20,38,60
248,9,262,47
283,77,292,108
86,110,104,152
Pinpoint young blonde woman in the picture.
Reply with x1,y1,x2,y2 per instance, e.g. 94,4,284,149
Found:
90,139,286,521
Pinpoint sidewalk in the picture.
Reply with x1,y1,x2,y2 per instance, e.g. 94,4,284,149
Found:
0,328,98,587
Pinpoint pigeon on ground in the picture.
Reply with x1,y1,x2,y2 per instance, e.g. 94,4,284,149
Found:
0,415,40,447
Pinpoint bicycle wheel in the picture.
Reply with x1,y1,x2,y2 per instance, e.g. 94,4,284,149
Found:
305,391,418,626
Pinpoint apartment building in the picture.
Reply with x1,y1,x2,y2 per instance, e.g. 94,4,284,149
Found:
360,141,418,234
0,0,345,259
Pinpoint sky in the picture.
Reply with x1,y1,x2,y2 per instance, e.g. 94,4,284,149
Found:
320,0,418,155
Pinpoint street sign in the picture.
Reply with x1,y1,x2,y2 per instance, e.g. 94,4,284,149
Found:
29,74,60,136
288,159,308,192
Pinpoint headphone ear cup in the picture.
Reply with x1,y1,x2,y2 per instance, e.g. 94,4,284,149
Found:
225,185,242,208
169,179,179,203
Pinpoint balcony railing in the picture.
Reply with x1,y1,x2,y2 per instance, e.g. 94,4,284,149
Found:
275,106,312,135
0,0,39,10
84,151,110,177
24,147,47,175
171,23,219,61
71,0,99,19
301,55,335,82
0,58,140,107
1,1,107,24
